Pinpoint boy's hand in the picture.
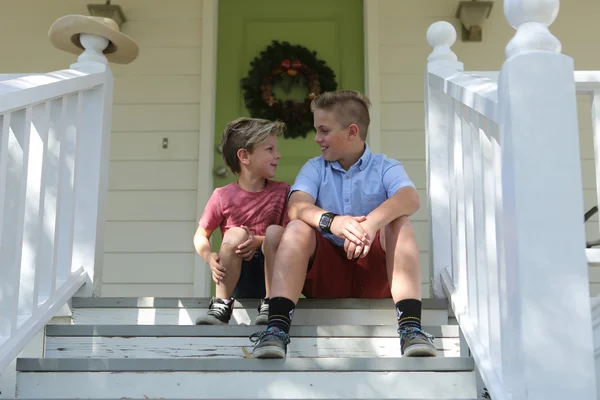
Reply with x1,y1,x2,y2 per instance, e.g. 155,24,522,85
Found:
344,220,378,259
331,215,369,246
236,226,257,261
208,252,226,284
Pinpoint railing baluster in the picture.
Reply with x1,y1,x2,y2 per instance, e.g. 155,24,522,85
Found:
35,101,56,305
0,113,13,341
17,106,39,328
454,103,468,313
472,115,489,350
463,106,478,328
448,99,459,286
54,95,78,286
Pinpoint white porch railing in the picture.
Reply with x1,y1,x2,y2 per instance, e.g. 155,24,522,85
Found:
425,1,597,399
0,32,116,373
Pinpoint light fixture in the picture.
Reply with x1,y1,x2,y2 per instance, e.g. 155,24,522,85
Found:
456,0,494,42
87,0,127,27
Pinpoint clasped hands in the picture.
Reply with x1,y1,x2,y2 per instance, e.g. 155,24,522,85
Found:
329,215,377,259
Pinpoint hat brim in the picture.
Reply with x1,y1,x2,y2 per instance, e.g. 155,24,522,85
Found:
49,15,139,64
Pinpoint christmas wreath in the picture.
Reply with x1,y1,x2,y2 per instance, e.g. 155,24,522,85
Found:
241,41,338,139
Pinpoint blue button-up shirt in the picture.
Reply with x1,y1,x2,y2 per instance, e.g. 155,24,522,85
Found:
290,144,415,246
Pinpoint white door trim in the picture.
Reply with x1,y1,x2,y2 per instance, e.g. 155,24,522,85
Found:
193,0,219,297
364,0,381,153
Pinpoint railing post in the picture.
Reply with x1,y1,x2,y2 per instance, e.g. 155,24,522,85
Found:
499,0,596,398
425,22,464,298
69,34,114,297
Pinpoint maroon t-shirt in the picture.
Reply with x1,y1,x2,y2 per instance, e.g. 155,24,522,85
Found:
199,180,290,237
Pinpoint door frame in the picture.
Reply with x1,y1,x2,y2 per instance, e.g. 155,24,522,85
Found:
193,0,381,296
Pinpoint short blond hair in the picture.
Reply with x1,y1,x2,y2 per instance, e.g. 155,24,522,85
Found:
221,118,285,174
310,90,371,140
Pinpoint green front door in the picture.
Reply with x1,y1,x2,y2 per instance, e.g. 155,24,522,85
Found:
209,0,364,283
213,0,364,187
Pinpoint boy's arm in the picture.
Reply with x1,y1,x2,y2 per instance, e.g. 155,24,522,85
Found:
365,186,420,231
288,191,368,245
193,226,215,262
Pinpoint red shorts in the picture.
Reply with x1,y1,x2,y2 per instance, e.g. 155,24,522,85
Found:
302,229,391,298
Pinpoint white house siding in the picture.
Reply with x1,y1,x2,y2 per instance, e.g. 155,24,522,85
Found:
376,0,600,297
0,0,202,297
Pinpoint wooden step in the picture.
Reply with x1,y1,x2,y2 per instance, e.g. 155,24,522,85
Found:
70,297,449,326
44,325,460,359
17,357,477,399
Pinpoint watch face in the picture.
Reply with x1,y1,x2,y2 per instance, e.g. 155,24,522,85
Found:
320,214,330,228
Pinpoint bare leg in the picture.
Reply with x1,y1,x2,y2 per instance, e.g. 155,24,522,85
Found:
380,216,421,303
269,220,317,303
215,227,249,299
262,225,285,298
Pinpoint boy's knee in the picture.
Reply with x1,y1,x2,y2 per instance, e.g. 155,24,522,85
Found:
263,225,284,252
221,226,249,249
284,219,313,238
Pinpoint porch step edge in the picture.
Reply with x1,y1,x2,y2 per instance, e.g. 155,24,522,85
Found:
72,297,447,310
45,324,458,338
17,356,474,372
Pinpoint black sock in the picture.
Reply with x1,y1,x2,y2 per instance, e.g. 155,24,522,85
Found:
396,299,422,331
267,297,295,334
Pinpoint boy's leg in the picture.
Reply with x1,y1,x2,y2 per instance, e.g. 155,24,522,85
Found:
380,216,436,357
250,220,316,358
196,227,248,325
254,225,285,325
262,225,285,298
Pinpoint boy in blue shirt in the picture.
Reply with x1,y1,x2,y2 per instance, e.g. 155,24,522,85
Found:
249,90,436,358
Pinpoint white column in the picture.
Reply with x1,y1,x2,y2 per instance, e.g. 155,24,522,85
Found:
499,1,597,399
425,22,463,298
70,34,114,297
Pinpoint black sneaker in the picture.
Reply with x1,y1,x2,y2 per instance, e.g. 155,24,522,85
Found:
399,327,437,357
254,298,269,325
249,327,290,358
195,298,234,325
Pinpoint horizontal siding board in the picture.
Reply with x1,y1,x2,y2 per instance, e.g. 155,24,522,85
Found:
110,132,199,161
380,130,425,160
381,102,424,131
106,190,197,221
381,74,425,103
108,161,198,190
104,221,196,252
114,76,201,104
123,19,202,47
103,253,194,283
112,104,200,132
111,48,202,76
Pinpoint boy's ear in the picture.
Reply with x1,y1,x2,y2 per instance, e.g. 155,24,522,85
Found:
347,123,360,141
237,148,251,165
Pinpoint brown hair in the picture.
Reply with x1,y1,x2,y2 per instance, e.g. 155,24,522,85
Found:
221,117,285,174
310,90,371,140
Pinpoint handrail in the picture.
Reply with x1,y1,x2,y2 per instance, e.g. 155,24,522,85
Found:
0,31,117,374
426,13,596,400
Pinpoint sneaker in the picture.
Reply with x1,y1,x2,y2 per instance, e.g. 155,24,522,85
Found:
195,298,234,325
254,298,269,325
399,327,437,357
249,327,290,359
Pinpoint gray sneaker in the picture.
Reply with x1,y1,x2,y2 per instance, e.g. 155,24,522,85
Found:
399,327,437,357
249,328,290,358
195,298,234,325
254,298,269,325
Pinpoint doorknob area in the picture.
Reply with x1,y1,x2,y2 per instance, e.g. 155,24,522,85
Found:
214,166,228,178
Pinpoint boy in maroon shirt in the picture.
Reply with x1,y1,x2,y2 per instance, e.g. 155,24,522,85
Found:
193,118,290,325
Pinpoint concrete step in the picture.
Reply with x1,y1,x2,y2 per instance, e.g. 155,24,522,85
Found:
70,297,449,326
16,357,477,399
44,325,460,359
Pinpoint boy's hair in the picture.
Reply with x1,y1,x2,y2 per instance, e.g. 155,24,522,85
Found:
310,90,371,140
221,117,285,174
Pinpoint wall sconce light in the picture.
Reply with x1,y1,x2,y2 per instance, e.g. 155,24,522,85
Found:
87,0,127,27
456,0,494,42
